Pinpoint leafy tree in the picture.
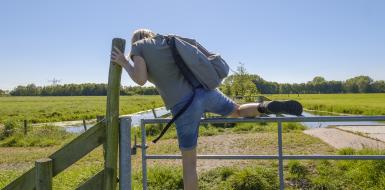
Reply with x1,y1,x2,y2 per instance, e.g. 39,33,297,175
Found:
344,76,373,93
221,63,259,98
372,80,385,93
312,76,326,84
0,89,5,96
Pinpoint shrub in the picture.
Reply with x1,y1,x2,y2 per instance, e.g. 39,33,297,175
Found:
310,176,339,190
305,149,385,189
199,166,278,190
145,124,163,136
282,123,307,132
211,123,236,128
1,120,19,139
288,161,308,179
199,167,236,190
287,161,310,189
134,165,183,190
226,167,279,190
338,147,355,155
232,123,255,133
200,125,221,136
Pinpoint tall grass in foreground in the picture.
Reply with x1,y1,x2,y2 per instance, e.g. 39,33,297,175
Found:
133,165,279,190
131,148,385,190
287,148,385,190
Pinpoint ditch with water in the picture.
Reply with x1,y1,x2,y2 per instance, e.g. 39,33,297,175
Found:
63,108,384,133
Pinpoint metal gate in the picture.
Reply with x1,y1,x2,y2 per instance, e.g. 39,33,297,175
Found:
118,116,385,190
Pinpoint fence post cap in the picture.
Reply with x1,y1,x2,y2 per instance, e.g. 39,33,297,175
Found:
36,158,52,163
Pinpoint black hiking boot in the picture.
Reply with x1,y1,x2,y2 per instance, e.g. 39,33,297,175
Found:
257,100,303,116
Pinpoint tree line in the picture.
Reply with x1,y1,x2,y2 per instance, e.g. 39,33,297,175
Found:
219,64,385,96
3,72,385,96
0,89,7,96
7,83,159,96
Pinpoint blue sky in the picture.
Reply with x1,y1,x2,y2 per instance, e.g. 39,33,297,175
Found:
0,0,384,90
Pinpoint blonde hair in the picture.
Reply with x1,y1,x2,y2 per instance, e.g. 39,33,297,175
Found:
131,29,156,44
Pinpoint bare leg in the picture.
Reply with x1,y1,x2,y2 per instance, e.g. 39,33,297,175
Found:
228,103,261,118
179,103,262,189
181,148,198,190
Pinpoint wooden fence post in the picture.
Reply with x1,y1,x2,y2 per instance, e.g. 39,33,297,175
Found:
83,119,87,131
24,120,28,135
151,108,157,118
97,115,107,160
97,115,104,122
104,38,125,190
35,158,52,190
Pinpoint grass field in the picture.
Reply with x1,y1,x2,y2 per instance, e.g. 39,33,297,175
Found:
0,96,163,124
1,122,384,189
0,122,332,189
266,93,385,115
1,94,385,189
1,93,384,125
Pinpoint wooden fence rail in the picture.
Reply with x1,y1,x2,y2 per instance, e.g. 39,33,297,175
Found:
2,121,106,190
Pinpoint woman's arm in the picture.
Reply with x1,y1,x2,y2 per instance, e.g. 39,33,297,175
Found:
111,47,148,86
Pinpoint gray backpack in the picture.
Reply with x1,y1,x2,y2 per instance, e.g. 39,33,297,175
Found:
173,36,230,89
152,35,229,143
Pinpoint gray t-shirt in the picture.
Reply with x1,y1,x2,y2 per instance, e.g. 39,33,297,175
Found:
130,34,192,109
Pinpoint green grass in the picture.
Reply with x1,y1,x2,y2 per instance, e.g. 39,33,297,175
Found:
134,149,385,190
0,96,163,124
0,121,330,189
138,122,307,144
0,120,75,147
1,93,384,189
0,146,104,190
286,148,385,190
2,94,384,125
199,166,279,190
265,93,385,115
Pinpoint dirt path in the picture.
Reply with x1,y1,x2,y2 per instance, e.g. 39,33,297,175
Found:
304,127,385,149
145,132,335,172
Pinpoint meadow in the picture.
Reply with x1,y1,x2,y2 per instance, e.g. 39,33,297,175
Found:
1,93,384,125
0,96,163,124
266,93,385,115
0,93,385,123
1,121,385,189
0,122,328,189
1,94,385,189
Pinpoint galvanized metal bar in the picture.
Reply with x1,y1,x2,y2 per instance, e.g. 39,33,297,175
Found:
146,155,278,159
277,121,284,190
142,116,385,124
119,117,132,190
141,120,148,190
283,155,385,160
145,154,385,160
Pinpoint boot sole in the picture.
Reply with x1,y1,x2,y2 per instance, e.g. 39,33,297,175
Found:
267,100,303,116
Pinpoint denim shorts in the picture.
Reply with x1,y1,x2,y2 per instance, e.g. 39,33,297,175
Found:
170,88,237,151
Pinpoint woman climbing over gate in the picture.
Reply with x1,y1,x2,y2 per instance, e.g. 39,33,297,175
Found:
111,28,303,190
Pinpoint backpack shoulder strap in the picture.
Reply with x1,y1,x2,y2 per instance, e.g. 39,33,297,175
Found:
152,35,199,143
152,90,195,143
165,35,201,88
